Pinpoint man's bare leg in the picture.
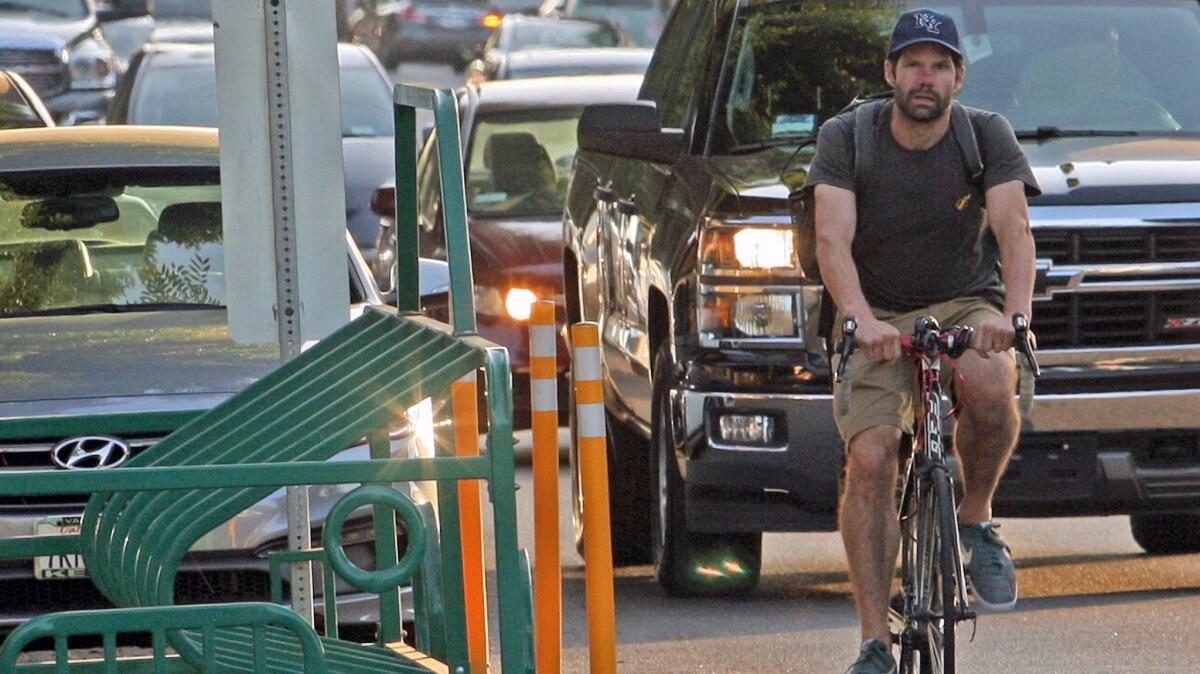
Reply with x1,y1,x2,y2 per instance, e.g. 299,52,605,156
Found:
840,425,902,643
952,351,1019,525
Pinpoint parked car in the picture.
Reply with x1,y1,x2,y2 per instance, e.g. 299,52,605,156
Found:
0,124,451,635
469,46,650,82
96,0,157,67
0,70,55,129
564,0,1200,594
371,74,642,428
348,0,503,71
147,0,213,44
0,0,147,124
107,42,397,279
539,0,666,47
464,15,631,83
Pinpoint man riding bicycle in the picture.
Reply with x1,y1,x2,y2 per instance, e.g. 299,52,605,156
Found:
802,9,1042,673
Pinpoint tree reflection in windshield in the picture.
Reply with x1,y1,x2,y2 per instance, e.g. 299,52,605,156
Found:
0,178,224,316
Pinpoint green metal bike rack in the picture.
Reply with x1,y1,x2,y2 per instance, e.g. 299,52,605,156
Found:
0,84,535,673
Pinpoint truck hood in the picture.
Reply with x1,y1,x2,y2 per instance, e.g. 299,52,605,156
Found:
150,18,214,44
0,309,277,411
0,15,93,47
701,135,1200,214
1023,136,1200,205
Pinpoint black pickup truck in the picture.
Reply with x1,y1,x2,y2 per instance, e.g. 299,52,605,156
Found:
563,0,1200,595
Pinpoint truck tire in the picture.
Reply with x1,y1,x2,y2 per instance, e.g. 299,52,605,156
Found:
568,371,653,566
650,347,761,596
1130,512,1200,554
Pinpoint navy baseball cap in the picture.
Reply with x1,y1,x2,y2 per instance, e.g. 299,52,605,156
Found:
888,8,962,58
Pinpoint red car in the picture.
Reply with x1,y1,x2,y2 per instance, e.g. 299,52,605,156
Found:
372,74,642,427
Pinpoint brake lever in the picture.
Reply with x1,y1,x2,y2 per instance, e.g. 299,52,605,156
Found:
835,316,857,383
1012,312,1041,378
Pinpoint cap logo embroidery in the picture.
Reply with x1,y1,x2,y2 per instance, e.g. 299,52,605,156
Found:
914,12,942,34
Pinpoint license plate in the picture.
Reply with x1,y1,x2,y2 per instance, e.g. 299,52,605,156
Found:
33,516,87,580
437,17,472,29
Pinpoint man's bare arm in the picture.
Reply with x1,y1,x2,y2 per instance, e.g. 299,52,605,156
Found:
814,184,900,363
974,179,1036,352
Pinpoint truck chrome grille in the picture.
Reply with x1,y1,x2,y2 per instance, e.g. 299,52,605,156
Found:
0,438,159,511
1036,226,1200,265
1033,226,1200,349
1034,290,1200,348
0,48,66,98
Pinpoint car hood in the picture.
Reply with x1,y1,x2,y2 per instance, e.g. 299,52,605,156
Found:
701,135,1200,215
343,136,395,248
0,310,278,416
468,214,562,283
0,15,93,47
150,18,214,44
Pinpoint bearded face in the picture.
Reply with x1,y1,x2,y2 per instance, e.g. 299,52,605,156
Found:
885,42,963,124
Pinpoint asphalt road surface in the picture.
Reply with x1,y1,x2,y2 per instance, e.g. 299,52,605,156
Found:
494,431,1200,673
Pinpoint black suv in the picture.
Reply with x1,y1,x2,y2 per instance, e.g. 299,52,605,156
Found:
564,0,1200,595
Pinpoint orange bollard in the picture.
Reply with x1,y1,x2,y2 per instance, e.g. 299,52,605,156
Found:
570,322,617,674
530,300,561,674
452,371,489,672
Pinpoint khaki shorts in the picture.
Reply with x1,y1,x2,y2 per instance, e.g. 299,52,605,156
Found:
832,296,1010,445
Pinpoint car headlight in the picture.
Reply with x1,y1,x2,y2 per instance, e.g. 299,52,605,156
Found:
699,220,801,278
67,36,118,90
697,219,814,347
475,285,553,321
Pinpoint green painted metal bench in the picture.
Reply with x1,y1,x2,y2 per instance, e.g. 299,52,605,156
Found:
0,85,534,672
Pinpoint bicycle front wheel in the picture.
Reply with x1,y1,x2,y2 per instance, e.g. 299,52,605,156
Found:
913,467,961,674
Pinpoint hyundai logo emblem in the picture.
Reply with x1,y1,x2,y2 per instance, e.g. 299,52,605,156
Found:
51,436,132,470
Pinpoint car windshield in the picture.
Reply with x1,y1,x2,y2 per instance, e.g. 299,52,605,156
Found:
0,76,46,130
0,171,226,316
152,0,211,19
712,0,1200,154
509,20,621,48
129,56,394,137
465,108,581,218
0,0,86,19
568,0,664,46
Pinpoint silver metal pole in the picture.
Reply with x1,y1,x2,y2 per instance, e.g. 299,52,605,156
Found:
265,0,314,627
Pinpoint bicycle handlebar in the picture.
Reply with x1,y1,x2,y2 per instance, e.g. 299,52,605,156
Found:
834,313,1041,384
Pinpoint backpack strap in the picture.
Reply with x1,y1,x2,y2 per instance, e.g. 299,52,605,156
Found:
950,101,984,188
852,99,888,190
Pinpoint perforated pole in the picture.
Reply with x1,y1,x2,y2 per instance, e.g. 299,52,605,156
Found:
571,322,616,674
530,301,561,673
452,371,489,672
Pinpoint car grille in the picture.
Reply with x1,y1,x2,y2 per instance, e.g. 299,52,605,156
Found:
1036,226,1200,265
1033,290,1200,349
0,570,273,614
1033,226,1200,349
0,48,66,98
0,438,159,512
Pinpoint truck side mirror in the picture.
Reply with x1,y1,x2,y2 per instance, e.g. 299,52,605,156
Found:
577,101,686,164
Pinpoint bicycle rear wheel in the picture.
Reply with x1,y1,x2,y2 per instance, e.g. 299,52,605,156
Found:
914,468,960,674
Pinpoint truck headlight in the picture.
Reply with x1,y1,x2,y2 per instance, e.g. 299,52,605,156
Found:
699,292,800,343
700,221,800,277
67,37,118,90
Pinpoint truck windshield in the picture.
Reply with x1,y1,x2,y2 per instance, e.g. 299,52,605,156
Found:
712,0,1200,154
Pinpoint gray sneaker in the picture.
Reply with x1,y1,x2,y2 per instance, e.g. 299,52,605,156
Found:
959,522,1018,611
844,639,897,674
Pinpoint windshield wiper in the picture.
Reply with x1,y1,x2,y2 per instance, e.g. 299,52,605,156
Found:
1015,127,1140,140
725,137,816,155
3,302,222,318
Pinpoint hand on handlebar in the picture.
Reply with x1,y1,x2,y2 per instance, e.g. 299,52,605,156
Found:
972,314,1017,357
854,315,903,366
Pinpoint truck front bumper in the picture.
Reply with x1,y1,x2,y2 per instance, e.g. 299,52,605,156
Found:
673,389,843,534
998,387,1200,516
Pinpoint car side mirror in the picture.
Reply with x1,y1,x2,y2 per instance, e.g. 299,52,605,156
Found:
577,101,686,164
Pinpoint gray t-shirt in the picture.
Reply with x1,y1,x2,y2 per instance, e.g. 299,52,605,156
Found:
803,101,1041,312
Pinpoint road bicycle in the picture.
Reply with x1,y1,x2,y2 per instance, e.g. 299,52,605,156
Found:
835,313,1040,674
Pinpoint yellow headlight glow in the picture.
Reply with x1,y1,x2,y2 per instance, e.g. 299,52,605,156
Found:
505,288,538,320
733,228,796,269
